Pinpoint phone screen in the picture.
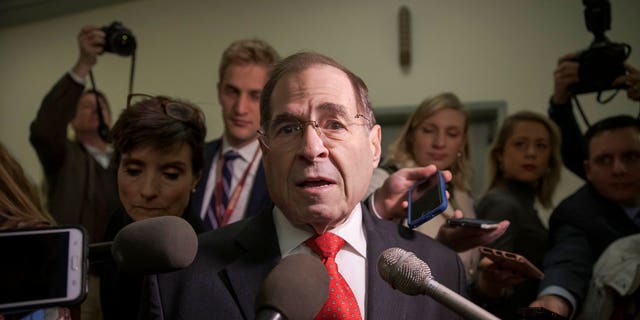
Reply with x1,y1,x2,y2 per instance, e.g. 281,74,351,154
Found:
0,227,86,312
407,171,448,229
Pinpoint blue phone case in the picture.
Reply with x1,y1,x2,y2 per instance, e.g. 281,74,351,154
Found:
406,171,448,229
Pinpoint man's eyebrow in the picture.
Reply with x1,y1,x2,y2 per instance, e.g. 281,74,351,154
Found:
271,112,300,123
316,103,349,117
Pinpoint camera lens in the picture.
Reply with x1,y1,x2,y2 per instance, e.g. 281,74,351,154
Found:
102,22,137,57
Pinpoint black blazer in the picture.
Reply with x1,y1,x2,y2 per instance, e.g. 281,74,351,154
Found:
189,138,271,230
140,204,466,320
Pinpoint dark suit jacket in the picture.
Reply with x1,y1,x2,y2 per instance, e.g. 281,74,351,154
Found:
30,73,120,243
475,179,548,320
140,204,466,320
540,183,640,310
190,138,271,230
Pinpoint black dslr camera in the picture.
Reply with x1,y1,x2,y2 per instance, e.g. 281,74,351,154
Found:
572,0,631,94
102,21,137,56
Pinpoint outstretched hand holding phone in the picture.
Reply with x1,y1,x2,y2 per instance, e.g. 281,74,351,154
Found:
436,214,510,253
372,164,450,220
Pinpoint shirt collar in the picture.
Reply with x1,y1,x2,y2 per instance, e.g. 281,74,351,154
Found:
84,143,113,156
221,138,260,161
273,204,367,259
622,205,640,223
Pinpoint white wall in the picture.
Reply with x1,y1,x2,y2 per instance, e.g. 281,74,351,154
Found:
1,0,639,205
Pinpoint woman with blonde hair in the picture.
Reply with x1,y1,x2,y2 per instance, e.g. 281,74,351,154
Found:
0,144,71,319
0,143,54,230
369,92,508,280
473,110,562,320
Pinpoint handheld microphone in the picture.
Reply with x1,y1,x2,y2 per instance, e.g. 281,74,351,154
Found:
378,247,499,320
255,254,329,320
88,241,113,265
112,216,198,274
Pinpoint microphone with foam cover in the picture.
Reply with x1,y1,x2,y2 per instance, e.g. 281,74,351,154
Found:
378,247,499,320
112,216,198,274
255,254,329,320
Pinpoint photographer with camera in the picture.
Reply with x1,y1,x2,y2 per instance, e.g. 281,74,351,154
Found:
548,52,640,179
29,24,123,320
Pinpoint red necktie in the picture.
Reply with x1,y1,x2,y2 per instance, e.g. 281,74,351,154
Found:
305,233,362,320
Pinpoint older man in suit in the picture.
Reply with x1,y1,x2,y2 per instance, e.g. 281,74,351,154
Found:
141,52,465,320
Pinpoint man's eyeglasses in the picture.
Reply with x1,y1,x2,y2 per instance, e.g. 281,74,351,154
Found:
257,114,370,150
127,93,201,123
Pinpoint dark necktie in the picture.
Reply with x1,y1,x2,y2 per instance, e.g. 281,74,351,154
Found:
220,150,240,210
305,233,362,320
204,150,240,229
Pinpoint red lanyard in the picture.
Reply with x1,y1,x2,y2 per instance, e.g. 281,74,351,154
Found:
214,147,260,226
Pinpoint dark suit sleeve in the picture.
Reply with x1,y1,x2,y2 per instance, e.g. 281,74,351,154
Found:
30,73,85,174
540,211,593,305
547,100,587,179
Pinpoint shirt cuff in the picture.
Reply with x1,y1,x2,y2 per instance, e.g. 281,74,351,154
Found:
368,192,384,220
538,285,577,319
68,70,86,85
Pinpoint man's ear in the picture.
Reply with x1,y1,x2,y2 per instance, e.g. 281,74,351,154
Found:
369,124,382,167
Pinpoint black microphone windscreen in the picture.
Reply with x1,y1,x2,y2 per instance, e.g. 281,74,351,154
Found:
112,216,197,274
377,247,432,295
255,254,329,320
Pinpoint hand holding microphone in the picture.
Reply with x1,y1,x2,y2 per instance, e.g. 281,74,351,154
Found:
378,247,499,320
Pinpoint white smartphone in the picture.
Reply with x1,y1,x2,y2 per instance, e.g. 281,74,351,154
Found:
0,226,87,313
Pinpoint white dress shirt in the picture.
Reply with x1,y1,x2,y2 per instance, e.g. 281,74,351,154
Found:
273,204,367,319
199,139,261,224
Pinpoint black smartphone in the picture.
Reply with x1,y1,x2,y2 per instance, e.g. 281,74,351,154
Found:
446,218,501,229
407,170,448,229
516,307,568,320
0,226,88,313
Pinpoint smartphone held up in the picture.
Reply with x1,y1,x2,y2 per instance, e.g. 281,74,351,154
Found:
407,170,448,229
0,226,88,314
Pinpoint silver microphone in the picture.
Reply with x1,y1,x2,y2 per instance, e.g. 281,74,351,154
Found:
378,247,500,320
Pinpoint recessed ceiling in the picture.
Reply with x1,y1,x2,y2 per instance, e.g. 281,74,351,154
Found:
0,0,133,28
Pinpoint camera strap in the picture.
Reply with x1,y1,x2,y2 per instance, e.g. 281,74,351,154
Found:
89,51,137,142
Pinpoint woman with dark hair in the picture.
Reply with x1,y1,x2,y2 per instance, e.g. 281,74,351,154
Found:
473,110,562,319
99,94,207,320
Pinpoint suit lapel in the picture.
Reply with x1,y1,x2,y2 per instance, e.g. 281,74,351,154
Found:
191,139,221,224
245,162,271,219
223,209,281,319
362,205,410,320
